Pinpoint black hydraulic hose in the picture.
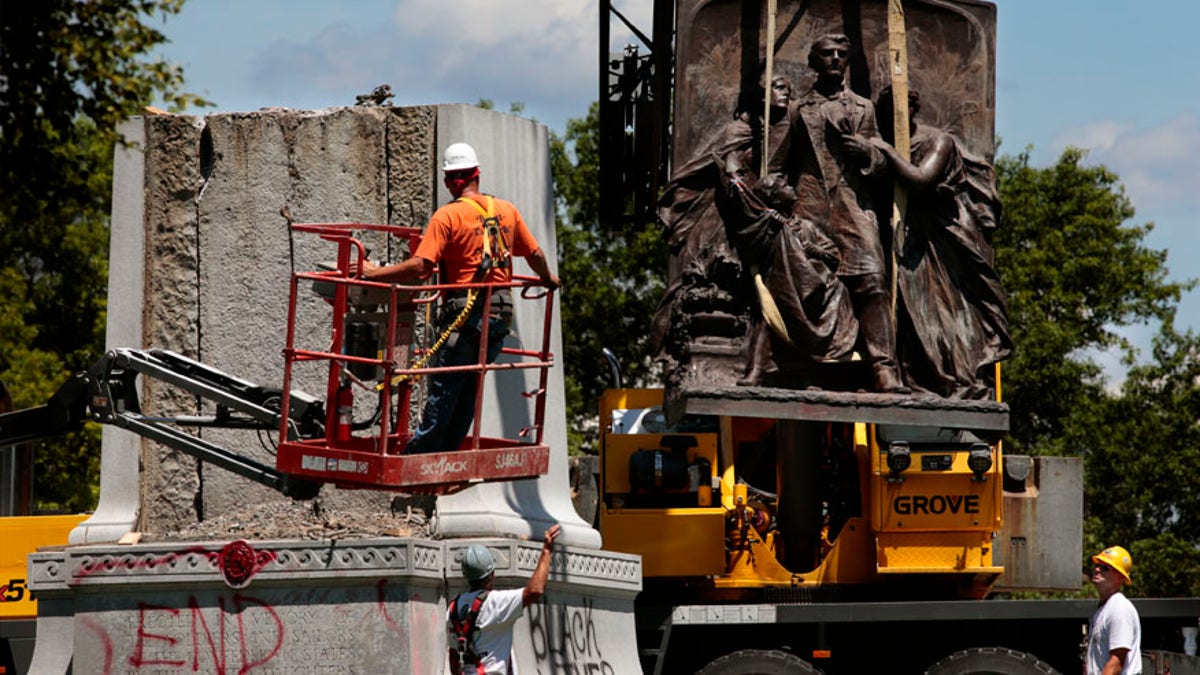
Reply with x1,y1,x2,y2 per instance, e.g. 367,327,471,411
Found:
602,348,623,389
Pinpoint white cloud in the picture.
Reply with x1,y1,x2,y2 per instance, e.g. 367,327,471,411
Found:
392,0,594,49
1049,120,1132,154
1103,114,1200,217
1048,115,1200,344
1053,113,1200,219
243,1,626,130
384,0,595,91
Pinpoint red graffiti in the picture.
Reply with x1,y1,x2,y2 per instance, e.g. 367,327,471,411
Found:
79,615,115,675
233,594,284,673
218,540,275,589
129,602,186,668
75,546,208,580
73,543,276,590
68,575,428,671
120,593,284,674
375,578,410,637
189,595,227,673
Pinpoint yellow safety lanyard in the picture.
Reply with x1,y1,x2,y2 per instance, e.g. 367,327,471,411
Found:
457,195,511,278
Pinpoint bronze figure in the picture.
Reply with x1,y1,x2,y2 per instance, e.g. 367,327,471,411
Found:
870,87,1011,399
653,75,798,365
721,169,858,385
793,34,907,393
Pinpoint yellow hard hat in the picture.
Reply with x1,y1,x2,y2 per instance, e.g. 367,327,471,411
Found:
1092,545,1133,584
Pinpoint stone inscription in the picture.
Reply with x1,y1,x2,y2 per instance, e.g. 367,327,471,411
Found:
77,579,415,674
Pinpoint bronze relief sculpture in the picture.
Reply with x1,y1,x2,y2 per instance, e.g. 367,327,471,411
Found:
660,0,1005,407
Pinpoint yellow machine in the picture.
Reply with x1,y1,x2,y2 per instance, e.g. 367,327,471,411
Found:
599,388,1004,601
0,514,88,673
0,515,88,621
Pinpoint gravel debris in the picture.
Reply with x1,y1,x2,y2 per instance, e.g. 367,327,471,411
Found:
145,497,433,543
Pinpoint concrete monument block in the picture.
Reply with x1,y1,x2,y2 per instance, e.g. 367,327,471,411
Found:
431,104,602,549
28,539,641,674
80,107,444,540
85,104,601,548
387,106,438,230
195,107,403,520
73,114,208,543
138,114,208,533
29,539,445,673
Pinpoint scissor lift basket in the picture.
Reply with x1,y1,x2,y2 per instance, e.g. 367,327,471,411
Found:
275,222,554,493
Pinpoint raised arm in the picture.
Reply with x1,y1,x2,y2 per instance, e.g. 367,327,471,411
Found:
522,524,561,607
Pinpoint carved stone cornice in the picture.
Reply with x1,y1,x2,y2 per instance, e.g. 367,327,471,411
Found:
445,539,642,593
28,538,640,594
28,538,444,591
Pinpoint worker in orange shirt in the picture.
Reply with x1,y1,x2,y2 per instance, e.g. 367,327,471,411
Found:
363,142,560,454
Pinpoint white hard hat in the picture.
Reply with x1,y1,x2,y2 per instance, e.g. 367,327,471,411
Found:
443,142,480,172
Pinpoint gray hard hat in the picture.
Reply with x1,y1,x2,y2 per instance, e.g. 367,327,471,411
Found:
462,544,495,582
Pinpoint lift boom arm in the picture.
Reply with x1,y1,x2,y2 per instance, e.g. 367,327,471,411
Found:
0,348,322,499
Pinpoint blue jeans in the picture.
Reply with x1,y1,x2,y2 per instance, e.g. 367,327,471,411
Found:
405,310,509,454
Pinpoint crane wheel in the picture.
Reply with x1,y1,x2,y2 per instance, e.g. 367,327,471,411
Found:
925,647,1058,675
697,649,821,675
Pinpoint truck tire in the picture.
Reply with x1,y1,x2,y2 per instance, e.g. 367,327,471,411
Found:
697,649,821,675
924,647,1058,675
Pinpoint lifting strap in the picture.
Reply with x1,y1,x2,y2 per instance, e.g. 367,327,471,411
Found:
448,590,490,675
887,0,911,317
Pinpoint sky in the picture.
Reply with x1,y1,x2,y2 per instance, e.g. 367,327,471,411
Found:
151,0,1200,378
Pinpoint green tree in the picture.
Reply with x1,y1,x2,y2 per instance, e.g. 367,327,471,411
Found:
551,103,666,452
475,98,526,116
1081,324,1200,597
993,147,1188,456
0,0,209,512
995,146,1199,597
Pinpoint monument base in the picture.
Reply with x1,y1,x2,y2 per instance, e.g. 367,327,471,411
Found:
27,538,641,674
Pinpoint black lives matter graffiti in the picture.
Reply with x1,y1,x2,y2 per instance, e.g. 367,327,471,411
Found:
527,597,616,674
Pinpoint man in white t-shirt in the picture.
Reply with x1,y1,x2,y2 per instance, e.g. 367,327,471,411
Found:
1087,545,1141,675
447,524,560,674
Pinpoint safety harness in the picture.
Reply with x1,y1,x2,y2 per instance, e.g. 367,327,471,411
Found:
384,195,511,388
448,589,490,675
457,195,512,276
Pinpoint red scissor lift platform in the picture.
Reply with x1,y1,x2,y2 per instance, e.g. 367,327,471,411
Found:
275,223,553,493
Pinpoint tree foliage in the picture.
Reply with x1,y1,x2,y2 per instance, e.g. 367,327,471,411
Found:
550,103,666,452
993,147,1188,456
994,147,1199,597
0,0,209,512
1081,324,1200,597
